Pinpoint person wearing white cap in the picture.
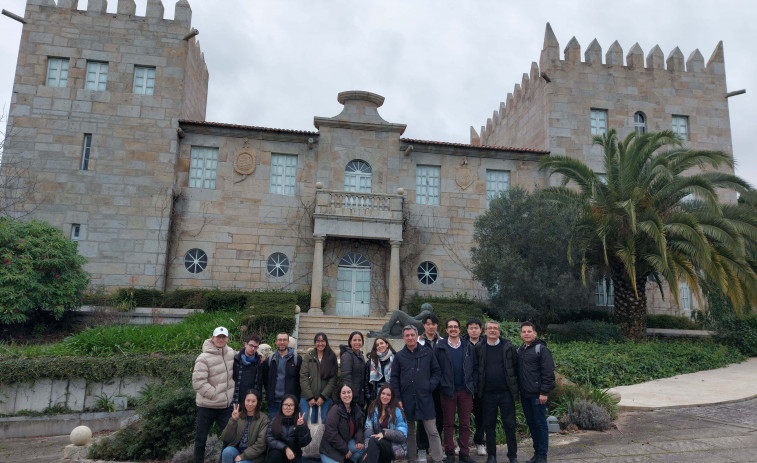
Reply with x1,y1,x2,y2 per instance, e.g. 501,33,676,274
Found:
192,326,236,463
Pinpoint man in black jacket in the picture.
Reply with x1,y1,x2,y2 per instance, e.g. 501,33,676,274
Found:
517,322,555,463
435,317,478,463
476,321,520,463
265,332,302,418
464,318,485,456
390,325,444,463
232,333,265,404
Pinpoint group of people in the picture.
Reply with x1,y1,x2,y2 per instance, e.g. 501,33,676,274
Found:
191,314,555,463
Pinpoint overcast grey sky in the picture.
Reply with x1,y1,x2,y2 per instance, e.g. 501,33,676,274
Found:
1,0,755,184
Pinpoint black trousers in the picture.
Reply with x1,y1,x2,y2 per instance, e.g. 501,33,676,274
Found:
482,390,518,460
472,394,484,445
194,405,232,463
266,448,303,463
364,436,395,463
417,388,444,450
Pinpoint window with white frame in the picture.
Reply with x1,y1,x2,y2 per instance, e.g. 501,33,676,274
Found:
80,134,92,170
590,109,607,135
680,280,691,313
672,115,689,140
270,154,298,195
416,165,440,205
133,66,156,95
634,112,647,135
486,169,510,207
189,147,218,189
71,224,81,242
46,57,69,87
595,278,614,306
85,61,108,91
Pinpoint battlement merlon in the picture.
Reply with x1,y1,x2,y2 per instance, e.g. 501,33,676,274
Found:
24,0,193,26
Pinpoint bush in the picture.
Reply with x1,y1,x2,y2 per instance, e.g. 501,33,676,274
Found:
89,385,196,461
560,399,612,431
550,383,618,421
199,290,250,312
161,289,207,309
0,218,89,325
293,290,330,311
548,320,623,343
646,314,700,330
245,314,296,342
712,314,757,356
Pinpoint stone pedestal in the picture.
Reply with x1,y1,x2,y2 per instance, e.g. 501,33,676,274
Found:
63,444,90,461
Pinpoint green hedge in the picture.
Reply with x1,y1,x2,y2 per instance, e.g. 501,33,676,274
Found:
713,314,757,356
646,314,701,330
548,320,624,343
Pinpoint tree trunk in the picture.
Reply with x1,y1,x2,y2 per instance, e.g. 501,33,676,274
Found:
612,263,648,341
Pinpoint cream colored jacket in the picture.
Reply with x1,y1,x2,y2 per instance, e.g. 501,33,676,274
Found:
192,338,236,408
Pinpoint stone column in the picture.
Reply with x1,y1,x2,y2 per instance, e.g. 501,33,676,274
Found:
309,235,326,315
388,240,401,313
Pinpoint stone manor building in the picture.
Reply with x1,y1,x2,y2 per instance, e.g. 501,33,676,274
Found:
2,0,739,317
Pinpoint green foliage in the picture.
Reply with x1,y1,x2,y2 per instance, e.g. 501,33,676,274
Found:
160,289,207,309
548,321,624,343
646,314,700,330
245,314,296,341
0,354,194,384
550,383,618,421
711,314,757,356
198,290,251,312
0,217,89,325
89,385,196,461
471,188,591,326
93,393,116,412
404,295,486,337
294,289,330,311
559,399,612,431
553,339,746,388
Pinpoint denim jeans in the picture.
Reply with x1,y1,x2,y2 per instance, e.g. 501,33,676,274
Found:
195,405,232,463
222,446,251,463
299,397,332,423
521,396,549,457
268,401,281,420
320,439,366,463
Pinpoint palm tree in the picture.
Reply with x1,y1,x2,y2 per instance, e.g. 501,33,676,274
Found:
539,129,757,340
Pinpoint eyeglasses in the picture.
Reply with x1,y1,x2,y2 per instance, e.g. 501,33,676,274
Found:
282,403,296,408
246,343,259,349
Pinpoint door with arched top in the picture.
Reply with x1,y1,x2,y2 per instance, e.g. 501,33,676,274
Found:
336,253,371,316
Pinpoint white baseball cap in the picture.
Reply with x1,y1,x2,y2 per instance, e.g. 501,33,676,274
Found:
213,326,229,337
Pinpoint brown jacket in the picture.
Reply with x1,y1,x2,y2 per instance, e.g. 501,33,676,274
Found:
220,412,270,463
192,338,236,408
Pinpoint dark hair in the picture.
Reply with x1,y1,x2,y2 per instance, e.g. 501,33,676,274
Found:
369,337,396,365
466,318,483,329
276,332,290,339
338,383,356,407
313,332,337,379
241,389,262,418
246,333,262,344
271,394,300,437
347,331,364,349
520,321,536,330
422,314,439,325
445,317,461,329
366,385,405,427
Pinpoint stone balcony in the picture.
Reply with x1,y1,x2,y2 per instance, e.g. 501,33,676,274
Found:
313,189,404,241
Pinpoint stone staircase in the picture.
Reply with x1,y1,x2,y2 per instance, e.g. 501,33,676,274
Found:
296,313,391,355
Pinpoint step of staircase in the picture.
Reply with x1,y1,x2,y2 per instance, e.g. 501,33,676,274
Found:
297,313,391,355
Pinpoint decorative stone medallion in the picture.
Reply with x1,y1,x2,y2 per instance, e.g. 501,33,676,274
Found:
455,165,474,190
234,151,256,175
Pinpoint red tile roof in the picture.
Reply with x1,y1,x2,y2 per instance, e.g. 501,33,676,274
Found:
179,120,318,135
400,138,549,154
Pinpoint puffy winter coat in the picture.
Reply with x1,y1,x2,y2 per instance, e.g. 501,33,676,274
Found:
193,338,236,408
517,339,556,398
340,345,366,405
320,402,365,462
475,337,519,399
220,411,270,463
265,416,312,454
389,344,441,421
300,348,338,402
435,338,478,397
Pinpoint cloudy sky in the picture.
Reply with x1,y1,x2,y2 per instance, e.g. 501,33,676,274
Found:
1,0,755,183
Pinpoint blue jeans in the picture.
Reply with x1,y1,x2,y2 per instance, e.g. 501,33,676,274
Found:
521,396,549,457
320,439,366,463
299,398,332,424
222,446,251,463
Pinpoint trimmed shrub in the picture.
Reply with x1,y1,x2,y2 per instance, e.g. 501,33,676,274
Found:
245,314,296,342
161,289,206,309
548,320,623,343
646,314,700,330
246,292,298,315
293,290,330,311
712,314,757,356
199,290,250,312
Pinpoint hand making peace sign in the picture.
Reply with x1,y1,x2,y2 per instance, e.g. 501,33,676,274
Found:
296,412,305,426
231,403,240,420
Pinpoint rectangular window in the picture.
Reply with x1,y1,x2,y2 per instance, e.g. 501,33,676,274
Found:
672,115,689,140
590,109,607,135
416,165,441,205
71,224,81,242
595,278,614,306
486,169,510,207
680,281,691,313
133,66,156,95
189,147,219,189
46,57,69,87
80,134,92,170
85,61,108,91
270,154,298,195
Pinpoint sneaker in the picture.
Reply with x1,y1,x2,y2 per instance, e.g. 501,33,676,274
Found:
455,446,460,455
418,450,428,463
476,445,486,456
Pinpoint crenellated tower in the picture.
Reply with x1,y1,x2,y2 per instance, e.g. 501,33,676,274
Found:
472,23,734,196
3,0,209,288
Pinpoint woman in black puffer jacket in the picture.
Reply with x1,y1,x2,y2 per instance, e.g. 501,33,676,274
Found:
265,394,312,463
340,331,366,406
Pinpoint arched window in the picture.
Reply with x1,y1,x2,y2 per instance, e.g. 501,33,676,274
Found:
184,248,208,274
266,252,290,277
634,112,646,135
344,160,372,193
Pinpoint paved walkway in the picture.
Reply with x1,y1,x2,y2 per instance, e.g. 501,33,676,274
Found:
608,358,757,410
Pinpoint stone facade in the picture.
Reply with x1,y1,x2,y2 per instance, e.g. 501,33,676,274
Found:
3,6,733,317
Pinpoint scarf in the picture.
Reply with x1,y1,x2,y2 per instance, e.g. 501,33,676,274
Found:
240,352,258,366
369,350,393,383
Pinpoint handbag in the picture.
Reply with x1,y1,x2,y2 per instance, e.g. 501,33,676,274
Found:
301,406,324,458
